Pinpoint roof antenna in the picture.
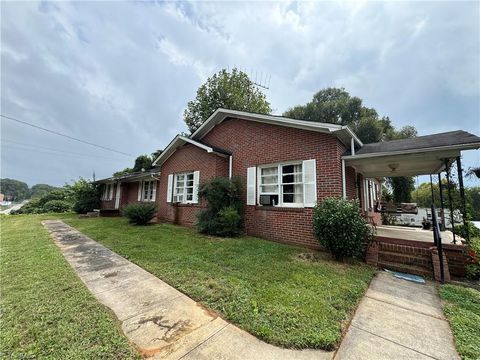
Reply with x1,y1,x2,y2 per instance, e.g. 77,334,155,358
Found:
226,65,271,90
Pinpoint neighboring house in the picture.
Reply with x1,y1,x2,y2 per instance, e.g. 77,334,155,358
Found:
96,108,480,249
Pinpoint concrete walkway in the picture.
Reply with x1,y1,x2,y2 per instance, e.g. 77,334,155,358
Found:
334,272,459,360
43,220,460,360
42,220,332,360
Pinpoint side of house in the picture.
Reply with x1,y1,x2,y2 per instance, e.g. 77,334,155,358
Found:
97,109,383,248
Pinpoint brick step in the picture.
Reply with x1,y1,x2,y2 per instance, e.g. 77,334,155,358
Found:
378,251,432,267
378,242,431,256
377,260,432,278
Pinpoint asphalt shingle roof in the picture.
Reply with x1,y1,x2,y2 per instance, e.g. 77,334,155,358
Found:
351,130,480,156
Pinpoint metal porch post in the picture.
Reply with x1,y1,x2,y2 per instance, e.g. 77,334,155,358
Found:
444,159,456,244
456,156,469,242
438,173,446,231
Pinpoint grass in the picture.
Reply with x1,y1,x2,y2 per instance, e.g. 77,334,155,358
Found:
64,216,375,350
0,214,139,359
439,284,480,360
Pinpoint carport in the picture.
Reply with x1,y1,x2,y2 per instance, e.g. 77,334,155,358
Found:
343,130,480,244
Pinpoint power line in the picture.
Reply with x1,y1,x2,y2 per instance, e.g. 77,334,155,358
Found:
1,114,134,157
2,143,128,162
1,138,128,161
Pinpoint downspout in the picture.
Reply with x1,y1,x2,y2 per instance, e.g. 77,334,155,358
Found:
351,137,355,156
341,159,346,199
229,155,233,179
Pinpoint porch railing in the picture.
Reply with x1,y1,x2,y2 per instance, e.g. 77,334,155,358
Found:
431,204,445,283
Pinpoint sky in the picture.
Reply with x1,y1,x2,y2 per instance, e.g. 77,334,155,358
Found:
1,1,479,187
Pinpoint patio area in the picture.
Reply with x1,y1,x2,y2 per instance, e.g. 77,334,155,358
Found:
376,225,463,246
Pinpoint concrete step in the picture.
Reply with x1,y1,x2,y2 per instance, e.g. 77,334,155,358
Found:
378,251,432,268
377,260,432,278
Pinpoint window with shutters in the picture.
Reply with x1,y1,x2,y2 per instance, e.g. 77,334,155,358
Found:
102,183,113,200
140,180,156,202
258,162,304,207
173,172,195,203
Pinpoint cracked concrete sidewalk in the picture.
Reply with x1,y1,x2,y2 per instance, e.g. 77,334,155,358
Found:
334,272,460,360
42,220,332,360
43,220,460,360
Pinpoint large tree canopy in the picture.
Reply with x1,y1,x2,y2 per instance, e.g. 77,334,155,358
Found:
284,87,418,202
112,150,162,177
184,68,272,133
0,178,30,201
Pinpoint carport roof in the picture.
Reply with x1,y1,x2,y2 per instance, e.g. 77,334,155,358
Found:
343,130,480,178
349,130,480,156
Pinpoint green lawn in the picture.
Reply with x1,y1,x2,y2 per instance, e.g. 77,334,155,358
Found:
440,284,480,360
64,216,375,350
0,214,139,359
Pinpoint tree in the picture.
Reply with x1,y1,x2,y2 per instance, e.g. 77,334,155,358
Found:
184,68,272,133
65,178,100,214
284,88,363,125
112,154,157,177
0,178,29,201
30,184,58,198
466,187,480,221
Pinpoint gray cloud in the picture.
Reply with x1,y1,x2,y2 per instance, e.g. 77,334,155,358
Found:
1,1,478,186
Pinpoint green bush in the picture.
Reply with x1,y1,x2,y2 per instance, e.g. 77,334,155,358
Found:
65,178,101,214
122,203,157,225
381,212,397,226
42,200,72,213
454,221,480,241
465,237,480,280
197,177,243,237
313,197,371,260
11,189,72,214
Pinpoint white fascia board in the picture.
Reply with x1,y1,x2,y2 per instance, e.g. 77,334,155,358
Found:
151,135,227,167
191,108,343,140
342,143,480,161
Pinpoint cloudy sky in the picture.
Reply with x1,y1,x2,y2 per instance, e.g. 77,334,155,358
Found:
1,1,479,187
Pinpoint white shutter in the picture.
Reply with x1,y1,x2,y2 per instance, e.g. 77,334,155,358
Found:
247,167,256,206
151,181,157,201
192,171,200,203
303,159,317,207
109,183,114,200
167,174,173,202
137,181,143,201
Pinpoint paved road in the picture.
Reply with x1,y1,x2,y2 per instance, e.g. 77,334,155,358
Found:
0,200,28,214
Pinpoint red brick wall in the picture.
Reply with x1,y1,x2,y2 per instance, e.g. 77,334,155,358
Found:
157,143,229,226
197,118,348,248
345,166,357,200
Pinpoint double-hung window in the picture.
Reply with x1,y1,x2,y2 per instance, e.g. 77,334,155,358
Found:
258,163,304,207
102,183,113,200
173,172,194,203
140,180,156,202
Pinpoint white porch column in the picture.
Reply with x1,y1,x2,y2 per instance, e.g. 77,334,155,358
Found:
341,159,346,199
114,182,121,209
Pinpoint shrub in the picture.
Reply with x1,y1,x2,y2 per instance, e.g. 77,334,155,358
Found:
313,197,371,260
454,221,480,241
465,237,480,280
381,212,397,226
123,203,157,225
42,200,72,213
197,177,243,237
65,178,101,214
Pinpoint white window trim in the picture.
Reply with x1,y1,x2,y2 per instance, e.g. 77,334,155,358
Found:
102,183,114,201
257,160,305,208
173,172,196,204
140,180,156,202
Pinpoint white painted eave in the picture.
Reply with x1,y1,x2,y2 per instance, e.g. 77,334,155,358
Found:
191,108,362,147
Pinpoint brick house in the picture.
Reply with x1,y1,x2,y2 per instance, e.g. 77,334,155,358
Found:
96,108,480,249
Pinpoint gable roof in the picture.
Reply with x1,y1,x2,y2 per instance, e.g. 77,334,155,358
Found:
152,135,231,167
191,108,363,148
343,130,480,159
